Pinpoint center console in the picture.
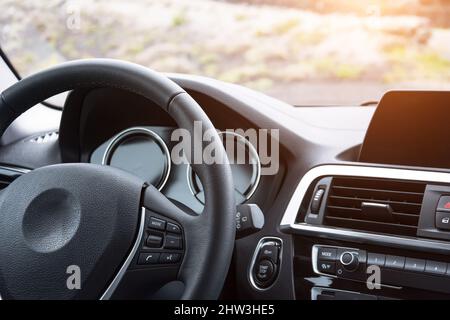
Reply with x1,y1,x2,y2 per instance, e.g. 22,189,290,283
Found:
281,164,450,300
279,91,450,300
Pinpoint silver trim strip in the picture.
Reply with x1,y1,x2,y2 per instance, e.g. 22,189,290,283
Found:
102,127,171,191
361,202,390,209
311,287,382,300
248,236,283,291
280,164,450,254
291,223,450,253
0,165,30,174
100,207,146,300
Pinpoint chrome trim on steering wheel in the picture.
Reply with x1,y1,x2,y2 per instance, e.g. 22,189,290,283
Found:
100,207,146,300
0,164,30,174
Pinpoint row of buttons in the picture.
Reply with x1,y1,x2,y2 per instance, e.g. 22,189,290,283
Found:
146,216,183,250
138,252,181,265
316,246,450,277
136,215,184,267
146,233,182,249
366,253,450,276
148,216,181,234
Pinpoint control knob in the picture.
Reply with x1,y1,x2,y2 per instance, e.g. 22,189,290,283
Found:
340,251,359,272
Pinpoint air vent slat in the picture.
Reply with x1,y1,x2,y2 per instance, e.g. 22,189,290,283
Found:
324,177,425,237
328,195,421,215
326,215,418,230
327,205,419,226
326,216,418,235
331,186,423,203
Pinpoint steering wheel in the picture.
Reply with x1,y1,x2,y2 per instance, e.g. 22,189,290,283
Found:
0,59,236,299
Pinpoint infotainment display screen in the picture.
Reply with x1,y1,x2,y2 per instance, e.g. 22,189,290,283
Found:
359,90,450,169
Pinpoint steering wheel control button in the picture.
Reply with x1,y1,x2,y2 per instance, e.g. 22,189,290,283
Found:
318,261,336,275
166,222,181,234
318,247,337,261
146,234,163,248
160,253,181,264
148,216,166,230
138,252,160,265
368,253,386,266
134,212,185,271
385,255,406,270
425,260,447,275
164,235,182,249
255,259,275,282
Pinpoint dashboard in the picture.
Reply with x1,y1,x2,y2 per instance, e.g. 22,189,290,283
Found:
2,56,450,300
90,125,262,213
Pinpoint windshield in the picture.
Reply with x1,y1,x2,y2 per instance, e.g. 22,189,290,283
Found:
1,0,450,105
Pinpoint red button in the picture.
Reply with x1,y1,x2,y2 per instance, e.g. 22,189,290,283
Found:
437,196,450,212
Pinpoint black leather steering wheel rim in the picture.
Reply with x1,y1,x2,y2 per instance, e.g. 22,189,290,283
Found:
0,59,236,299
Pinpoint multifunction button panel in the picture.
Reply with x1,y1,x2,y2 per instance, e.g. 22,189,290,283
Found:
249,237,283,290
134,213,184,267
313,245,368,282
312,245,450,294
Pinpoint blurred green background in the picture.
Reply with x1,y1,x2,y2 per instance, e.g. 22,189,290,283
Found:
1,0,450,105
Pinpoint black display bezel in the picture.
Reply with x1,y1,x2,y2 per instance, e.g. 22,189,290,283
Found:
359,90,450,169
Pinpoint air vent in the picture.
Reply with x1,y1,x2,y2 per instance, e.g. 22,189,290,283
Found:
29,131,59,143
324,177,426,237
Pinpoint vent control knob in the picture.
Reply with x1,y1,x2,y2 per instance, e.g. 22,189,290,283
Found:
340,251,359,272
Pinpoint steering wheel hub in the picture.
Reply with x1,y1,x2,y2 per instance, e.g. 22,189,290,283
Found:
0,164,144,299
23,188,81,253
